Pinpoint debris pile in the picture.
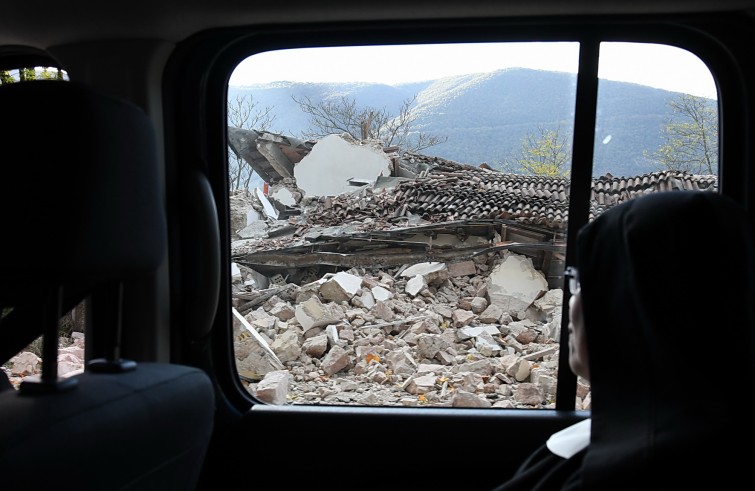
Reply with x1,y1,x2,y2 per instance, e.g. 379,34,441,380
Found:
232,245,591,409
11,134,721,407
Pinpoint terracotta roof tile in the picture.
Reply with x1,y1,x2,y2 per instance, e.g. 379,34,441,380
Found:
301,152,718,232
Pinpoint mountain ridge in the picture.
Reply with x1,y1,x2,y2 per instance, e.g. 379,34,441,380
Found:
229,67,708,178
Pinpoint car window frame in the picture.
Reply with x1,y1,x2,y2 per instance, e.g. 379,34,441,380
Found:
164,14,746,415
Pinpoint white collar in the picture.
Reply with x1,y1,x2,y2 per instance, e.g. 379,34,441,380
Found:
546,418,591,459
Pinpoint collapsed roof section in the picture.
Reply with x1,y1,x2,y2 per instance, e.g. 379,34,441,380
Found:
227,126,718,231
227,126,718,292
227,126,314,186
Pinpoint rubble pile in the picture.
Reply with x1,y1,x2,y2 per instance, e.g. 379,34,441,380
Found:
292,167,569,230
224,159,589,409
232,253,591,409
2,333,85,388
1,133,713,411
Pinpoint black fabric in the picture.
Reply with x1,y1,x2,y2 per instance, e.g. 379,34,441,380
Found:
492,190,755,490
0,80,168,360
577,190,755,490
0,80,166,285
0,371,12,392
491,444,584,491
0,80,215,490
0,363,215,490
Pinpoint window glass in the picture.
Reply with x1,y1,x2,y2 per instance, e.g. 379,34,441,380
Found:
1,304,85,390
1,64,77,390
0,66,68,84
226,40,716,409
593,42,718,202
580,42,719,406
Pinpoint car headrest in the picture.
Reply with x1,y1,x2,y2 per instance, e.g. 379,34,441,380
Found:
0,80,166,293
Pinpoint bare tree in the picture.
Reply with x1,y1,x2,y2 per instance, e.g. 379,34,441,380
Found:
227,94,277,190
646,94,718,175
292,94,447,152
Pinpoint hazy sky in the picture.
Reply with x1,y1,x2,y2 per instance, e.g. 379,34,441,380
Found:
230,42,717,99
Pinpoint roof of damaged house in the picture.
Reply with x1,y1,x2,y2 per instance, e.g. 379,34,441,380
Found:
228,128,718,282
227,126,718,232
227,126,315,185
347,152,717,229
225,131,721,407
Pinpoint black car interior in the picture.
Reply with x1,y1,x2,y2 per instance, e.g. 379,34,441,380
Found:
0,80,215,490
1,1,754,490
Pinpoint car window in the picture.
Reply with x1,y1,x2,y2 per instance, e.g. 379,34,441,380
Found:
225,41,717,408
0,66,68,84
594,42,718,186
0,64,78,390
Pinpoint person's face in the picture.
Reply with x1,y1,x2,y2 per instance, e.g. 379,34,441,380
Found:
567,276,590,382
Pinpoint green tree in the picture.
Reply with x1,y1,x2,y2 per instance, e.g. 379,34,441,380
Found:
0,66,67,84
17,68,36,82
501,123,571,177
227,94,277,191
292,94,447,152
646,94,718,175
0,70,13,84
37,67,62,80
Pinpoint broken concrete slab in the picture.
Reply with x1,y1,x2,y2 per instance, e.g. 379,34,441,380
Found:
320,344,350,376
237,220,270,239
295,134,392,197
254,370,292,405
232,307,284,369
371,285,392,301
400,261,449,286
405,274,426,297
486,254,549,318
447,260,477,277
319,271,362,302
294,296,343,334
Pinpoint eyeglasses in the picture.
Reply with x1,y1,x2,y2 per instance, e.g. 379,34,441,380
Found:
564,266,580,293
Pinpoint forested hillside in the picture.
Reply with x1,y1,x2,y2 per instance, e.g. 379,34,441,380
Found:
228,68,706,178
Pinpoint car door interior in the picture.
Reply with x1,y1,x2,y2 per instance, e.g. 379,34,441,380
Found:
1,3,754,491
0,80,216,490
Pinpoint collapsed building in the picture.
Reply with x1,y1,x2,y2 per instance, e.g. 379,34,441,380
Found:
226,127,718,407
0,127,723,407
228,127,717,289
